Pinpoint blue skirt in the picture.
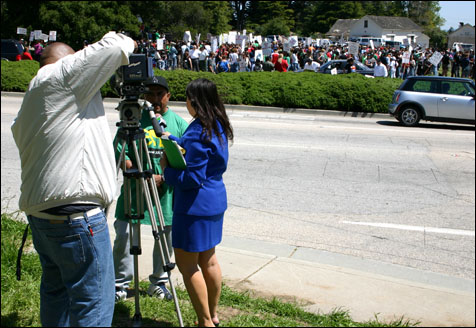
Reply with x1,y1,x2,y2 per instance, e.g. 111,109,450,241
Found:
172,213,224,252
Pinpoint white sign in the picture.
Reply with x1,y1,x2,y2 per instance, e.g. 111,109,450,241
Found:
306,37,312,46
29,31,34,42
254,49,263,62
183,31,191,43
17,27,27,35
49,31,57,41
283,42,291,53
403,38,409,46
196,33,201,45
428,51,443,66
157,38,164,50
41,33,49,42
34,30,42,40
369,39,374,50
348,42,359,56
402,51,411,64
228,31,237,45
236,35,247,48
289,36,298,47
212,38,218,53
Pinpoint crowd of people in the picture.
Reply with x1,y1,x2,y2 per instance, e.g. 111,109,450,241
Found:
132,36,475,79
19,34,475,80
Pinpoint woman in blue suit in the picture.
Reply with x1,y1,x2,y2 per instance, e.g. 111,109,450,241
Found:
161,78,233,327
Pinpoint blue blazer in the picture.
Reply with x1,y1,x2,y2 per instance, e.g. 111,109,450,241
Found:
164,119,228,216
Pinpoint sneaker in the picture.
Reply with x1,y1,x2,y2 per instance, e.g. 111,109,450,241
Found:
147,283,173,301
115,289,127,302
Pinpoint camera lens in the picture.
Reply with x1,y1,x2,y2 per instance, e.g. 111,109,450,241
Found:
125,109,133,118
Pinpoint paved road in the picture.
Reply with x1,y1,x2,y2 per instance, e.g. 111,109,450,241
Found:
2,92,475,285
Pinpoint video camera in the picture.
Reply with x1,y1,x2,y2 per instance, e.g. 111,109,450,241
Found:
113,53,167,136
114,54,154,98
113,54,153,128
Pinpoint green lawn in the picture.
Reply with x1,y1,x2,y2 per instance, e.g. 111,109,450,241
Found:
1,213,419,327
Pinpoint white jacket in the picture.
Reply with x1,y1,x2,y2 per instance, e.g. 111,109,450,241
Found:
11,32,135,216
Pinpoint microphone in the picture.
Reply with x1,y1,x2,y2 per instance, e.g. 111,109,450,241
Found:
144,101,167,137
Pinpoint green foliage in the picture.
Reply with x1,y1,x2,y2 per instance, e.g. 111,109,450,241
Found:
37,1,139,50
0,60,39,92
1,214,42,327
0,213,419,327
1,61,403,113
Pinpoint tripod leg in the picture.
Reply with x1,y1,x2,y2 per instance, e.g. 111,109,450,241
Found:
130,139,184,327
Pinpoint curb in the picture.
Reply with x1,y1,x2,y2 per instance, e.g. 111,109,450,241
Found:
2,91,390,119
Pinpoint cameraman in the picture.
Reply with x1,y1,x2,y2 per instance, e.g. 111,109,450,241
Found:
112,76,189,302
11,32,136,327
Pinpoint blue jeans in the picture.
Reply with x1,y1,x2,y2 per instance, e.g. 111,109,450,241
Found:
28,210,115,327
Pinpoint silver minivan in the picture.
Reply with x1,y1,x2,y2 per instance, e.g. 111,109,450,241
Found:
388,76,475,126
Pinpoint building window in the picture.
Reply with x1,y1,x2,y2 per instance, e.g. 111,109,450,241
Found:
364,20,368,28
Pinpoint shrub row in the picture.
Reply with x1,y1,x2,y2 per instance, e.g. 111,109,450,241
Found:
1,60,403,113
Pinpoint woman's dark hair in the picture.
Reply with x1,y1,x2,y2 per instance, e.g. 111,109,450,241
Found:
186,78,233,145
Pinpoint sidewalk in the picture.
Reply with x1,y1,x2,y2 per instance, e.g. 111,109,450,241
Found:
106,202,475,327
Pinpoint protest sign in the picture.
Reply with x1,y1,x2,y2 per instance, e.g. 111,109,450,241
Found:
348,42,359,57
183,31,191,43
49,31,57,41
283,42,290,53
34,30,42,40
254,49,263,62
17,27,27,35
157,38,164,50
402,51,411,64
289,36,298,48
428,51,443,66
369,39,374,50
29,31,34,42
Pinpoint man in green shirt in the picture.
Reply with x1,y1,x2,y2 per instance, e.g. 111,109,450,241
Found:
113,76,188,301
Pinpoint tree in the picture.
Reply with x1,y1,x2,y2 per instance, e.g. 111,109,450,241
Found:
203,1,233,36
305,1,364,35
245,1,295,35
36,1,139,50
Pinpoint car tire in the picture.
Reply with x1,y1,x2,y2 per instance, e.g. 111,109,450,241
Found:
399,107,421,127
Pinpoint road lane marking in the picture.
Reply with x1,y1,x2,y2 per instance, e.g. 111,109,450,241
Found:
342,221,475,237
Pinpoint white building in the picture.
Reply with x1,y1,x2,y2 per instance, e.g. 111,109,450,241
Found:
340,15,430,48
447,23,475,49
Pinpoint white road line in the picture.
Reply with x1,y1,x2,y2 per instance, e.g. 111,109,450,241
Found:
342,221,475,237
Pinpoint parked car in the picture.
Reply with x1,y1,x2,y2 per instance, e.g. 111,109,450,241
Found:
384,40,405,49
1,39,24,61
318,59,374,76
452,42,474,51
388,76,475,126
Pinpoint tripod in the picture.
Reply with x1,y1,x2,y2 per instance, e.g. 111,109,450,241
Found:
114,100,184,327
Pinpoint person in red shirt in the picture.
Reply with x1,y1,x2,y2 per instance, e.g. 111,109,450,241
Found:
271,49,279,64
274,54,288,72
21,51,33,60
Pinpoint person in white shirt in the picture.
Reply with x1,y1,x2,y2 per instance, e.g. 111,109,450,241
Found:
198,45,209,71
190,44,200,72
228,48,239,72
303,58,320,72
374,58,388,77
11,32,136,327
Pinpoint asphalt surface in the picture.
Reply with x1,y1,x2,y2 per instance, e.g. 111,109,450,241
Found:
2,92,475,326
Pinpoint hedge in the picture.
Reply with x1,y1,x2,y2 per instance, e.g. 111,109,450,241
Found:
1,60,403,113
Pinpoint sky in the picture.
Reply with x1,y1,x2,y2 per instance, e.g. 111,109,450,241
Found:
439,1,475,31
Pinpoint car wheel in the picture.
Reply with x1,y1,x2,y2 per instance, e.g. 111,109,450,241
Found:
399,107,421,127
